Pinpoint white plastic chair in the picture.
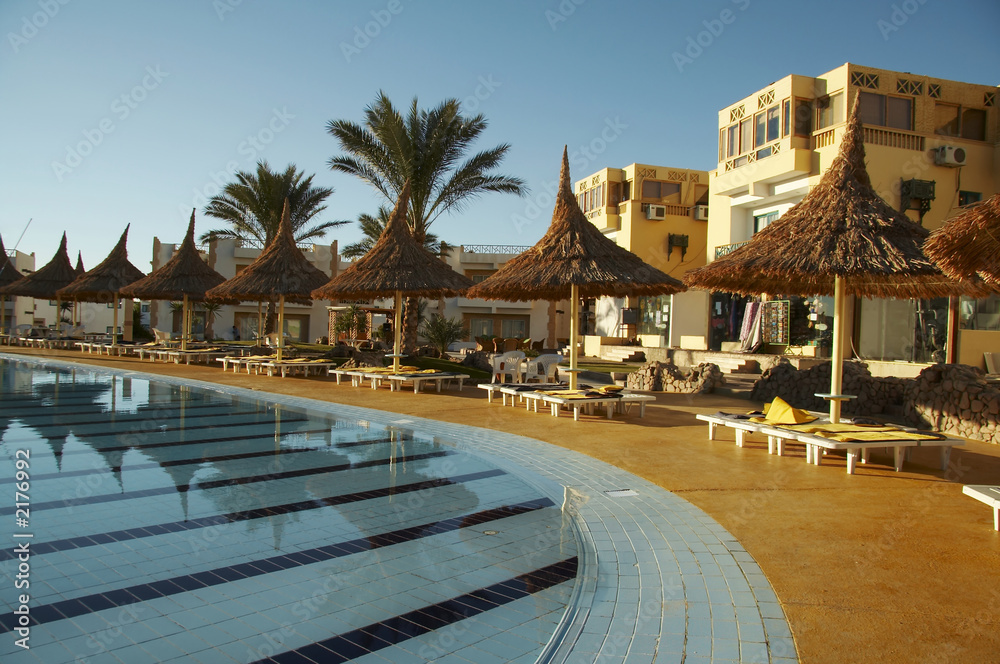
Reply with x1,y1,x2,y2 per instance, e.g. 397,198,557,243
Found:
521,354,563,383
491,351,525,383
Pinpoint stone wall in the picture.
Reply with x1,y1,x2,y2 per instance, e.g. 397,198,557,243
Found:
626,360,725,394
750,359,1000,445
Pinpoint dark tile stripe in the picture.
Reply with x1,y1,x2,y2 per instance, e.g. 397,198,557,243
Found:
0,438,342,485
7,401,252,420
1,416,313,445
0,452,471,560
0,448,460,516
0,497,554,633
10,408,285,431
257,557,579,663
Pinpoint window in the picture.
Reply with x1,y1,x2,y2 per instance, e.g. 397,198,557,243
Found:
468,318,493,337
622,180,631,201
859,92,913,130
726,125,737,158
754,111,766,148
934,103,986,141
959,191,982,207
578,183,604,213
766,106,780,142
816,92,844,130
465,269,495,284
140,304,150,313
609,182,621,206
739,117,752,154
501,319,526,338
640,180,680,202
754,211,778,234
794,99,813,136
782,99,790,137
961,108,986,141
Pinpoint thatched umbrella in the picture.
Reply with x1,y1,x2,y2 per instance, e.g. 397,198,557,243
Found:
924,194,1000,288
120,210,228,351
0,233,77,331
58,225,145,345
466,148,686,388
311,181,472,373
206,199,330,361
0,236,24,335
684,97,973,422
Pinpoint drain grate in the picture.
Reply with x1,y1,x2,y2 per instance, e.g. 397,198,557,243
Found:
604,489,638,498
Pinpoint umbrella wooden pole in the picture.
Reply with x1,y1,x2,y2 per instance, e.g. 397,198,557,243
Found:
277,296,285,362
112,295,119,346
829,276,846,424
569,283,579,390
1,295,5,337
257,301,263,342
392,291,402,373
181,294,189,351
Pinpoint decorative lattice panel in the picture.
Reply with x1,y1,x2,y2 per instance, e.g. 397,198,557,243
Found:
896,79,923,96
851,71,880,89
730,105,745,122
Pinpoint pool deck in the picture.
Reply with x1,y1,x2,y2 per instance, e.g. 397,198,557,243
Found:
5,348,1000,664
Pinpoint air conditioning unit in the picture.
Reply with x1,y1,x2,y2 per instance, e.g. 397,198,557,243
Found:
693,205,709,221
934,146,967,167
645,204,666,220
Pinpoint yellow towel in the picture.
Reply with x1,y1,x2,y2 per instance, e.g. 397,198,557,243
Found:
812,430,943,443
751,397,818,425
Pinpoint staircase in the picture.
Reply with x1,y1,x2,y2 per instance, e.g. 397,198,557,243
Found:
702,354,760,374
600,346,646,363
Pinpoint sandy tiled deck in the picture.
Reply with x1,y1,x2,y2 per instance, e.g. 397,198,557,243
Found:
4,348,1000,663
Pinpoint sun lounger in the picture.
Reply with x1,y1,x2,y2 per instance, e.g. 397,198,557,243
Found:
259,358,340,378
963,485,1000,530
537,388,653,421
164,349,228,365
755,422,957,474
381,371,470,393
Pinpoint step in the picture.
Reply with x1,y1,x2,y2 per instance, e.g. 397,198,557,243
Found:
600,347,646,362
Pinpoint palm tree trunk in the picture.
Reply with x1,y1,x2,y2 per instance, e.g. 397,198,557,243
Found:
402,295,419,353
264,300,277,336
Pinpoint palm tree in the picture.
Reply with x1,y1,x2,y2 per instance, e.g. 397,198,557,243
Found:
200,161,346,247
327,92,526,351
341,206,442,260
201,161,348,332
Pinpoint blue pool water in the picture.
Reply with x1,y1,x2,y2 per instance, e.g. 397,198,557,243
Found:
0,358,578,663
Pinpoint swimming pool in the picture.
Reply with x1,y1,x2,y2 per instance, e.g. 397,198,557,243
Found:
0,354,799,663
0,358,581,663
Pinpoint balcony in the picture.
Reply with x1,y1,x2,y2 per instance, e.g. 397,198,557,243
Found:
714,240,750,260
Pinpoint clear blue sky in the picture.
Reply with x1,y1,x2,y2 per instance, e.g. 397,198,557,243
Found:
1,0,997,270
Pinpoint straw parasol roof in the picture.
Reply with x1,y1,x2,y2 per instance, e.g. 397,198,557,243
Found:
684,98,967,300
206,199,330,305
465,148,686,301
311,181,473,300
74,252,85,277
57,225,145,301
0,232,76,299
0,236,24,289
120,210,228,301
924,194,1000,290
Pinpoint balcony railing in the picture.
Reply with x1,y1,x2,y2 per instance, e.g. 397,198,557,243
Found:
715,240,750,259
863,127,925,151
812,127,837,149
463,245,531,255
